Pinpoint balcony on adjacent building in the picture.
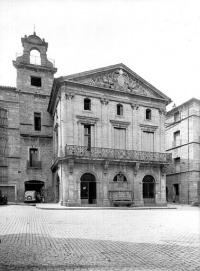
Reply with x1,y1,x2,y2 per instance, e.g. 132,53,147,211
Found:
27,161,42,169
65,145,172,164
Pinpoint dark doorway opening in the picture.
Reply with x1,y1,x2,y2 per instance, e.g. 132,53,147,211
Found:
81,173,96,204
173,183,179,202
143,175,155,204
25,180,44,203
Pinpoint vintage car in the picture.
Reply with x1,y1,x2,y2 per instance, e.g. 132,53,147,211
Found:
24,190,37,203
0,190,7,205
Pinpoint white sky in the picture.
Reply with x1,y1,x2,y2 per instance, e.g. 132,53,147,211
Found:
0,0,200,110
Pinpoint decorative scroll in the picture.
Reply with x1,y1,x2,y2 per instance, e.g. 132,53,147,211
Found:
131,103,139,110
65,145,172,163
159,108,166,115
84,69,147,94
100,98,109,105
65,92,75,100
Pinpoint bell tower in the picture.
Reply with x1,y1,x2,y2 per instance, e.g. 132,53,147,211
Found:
13,31,57,94
12,32,57,203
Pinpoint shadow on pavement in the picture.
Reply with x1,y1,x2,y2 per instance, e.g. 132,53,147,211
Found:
0,233,199,271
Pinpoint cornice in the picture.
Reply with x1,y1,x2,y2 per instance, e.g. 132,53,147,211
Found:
76,115,99,124
110,120,130,128
139,124,158,131
13,61,57,74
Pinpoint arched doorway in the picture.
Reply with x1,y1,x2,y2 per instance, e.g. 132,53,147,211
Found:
143,175,155,204
25,180,44,202
80,173,96,205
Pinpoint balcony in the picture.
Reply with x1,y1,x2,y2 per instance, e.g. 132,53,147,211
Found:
27,161,42,169
65,145,172,164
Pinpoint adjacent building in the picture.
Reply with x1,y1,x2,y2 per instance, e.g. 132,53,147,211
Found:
166,98,200,205
0,32,56,202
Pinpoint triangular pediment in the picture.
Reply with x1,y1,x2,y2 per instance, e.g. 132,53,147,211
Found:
63,64,171,103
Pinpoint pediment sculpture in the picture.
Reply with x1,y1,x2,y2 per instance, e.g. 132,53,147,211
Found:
84,69,147,95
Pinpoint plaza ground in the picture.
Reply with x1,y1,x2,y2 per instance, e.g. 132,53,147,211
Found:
0,204,199,271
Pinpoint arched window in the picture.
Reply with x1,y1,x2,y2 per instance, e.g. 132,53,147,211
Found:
113,172,127,182
30,49,41,65
84,98,91,111
146,109,151,120
117,104,123,116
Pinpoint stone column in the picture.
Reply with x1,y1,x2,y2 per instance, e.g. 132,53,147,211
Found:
156,165,167,206
133,163,143,206
62,161,69,206
102,161,110,206
57,164,63,205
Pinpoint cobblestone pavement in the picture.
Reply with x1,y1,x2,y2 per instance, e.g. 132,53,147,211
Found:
0,205,199,271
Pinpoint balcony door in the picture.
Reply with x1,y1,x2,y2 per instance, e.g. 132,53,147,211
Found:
30,148,39,167
114,128,126,149
142,131,154,152
83,124,94,151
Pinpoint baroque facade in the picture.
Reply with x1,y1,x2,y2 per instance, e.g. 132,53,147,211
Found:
0,32,172,206
166,98,200,205
48,64,172,206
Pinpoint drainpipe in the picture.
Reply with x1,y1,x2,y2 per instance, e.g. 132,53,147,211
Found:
188,105,190,204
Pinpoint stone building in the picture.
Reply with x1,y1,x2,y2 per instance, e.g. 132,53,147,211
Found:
0,32,172,205
0,32,56,202
166,98,200,205
48,64,172,206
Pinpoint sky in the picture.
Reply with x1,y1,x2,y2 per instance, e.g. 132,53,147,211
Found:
0,0,200,111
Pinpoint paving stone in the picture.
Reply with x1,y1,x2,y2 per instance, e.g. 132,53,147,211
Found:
0,205,199,271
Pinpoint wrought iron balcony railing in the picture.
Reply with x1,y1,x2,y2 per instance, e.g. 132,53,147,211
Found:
27,161,42,169
65,145,172,163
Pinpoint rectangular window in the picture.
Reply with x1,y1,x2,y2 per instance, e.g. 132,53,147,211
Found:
173,130,180,147
174,111,180,122
31,76,41,87
0,137,7,155
29,148,39,167
114,128,126,149
143,131,154,152
174,157,180,172
0,108,7,126
84,125,91,151
84,98,91,111
34,112,41,131
0,166,8,182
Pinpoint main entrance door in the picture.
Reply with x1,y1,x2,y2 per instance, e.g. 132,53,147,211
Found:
81,173,96,205
143,175,155,205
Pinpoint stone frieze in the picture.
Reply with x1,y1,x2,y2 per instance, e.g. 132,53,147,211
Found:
83,69,149,95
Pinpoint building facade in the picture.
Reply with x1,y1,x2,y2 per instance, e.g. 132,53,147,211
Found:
0,32,56,203
0,33,172,206
48,64,172,207
166,98,200,205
